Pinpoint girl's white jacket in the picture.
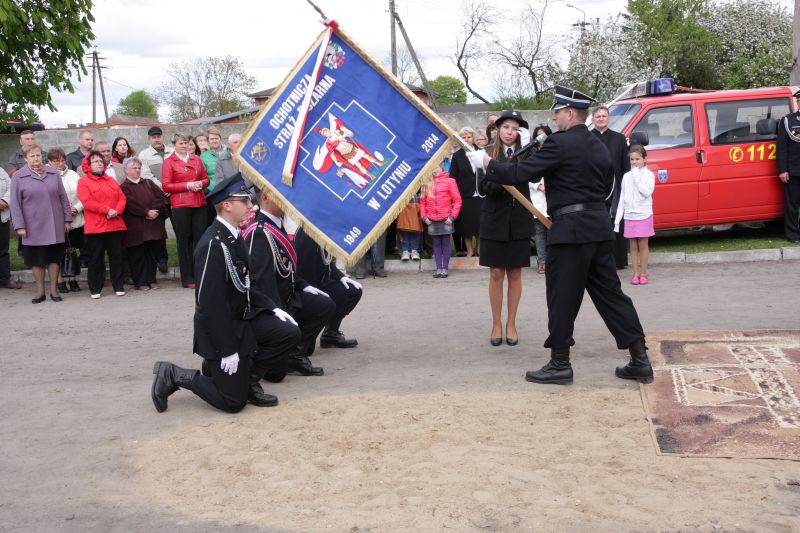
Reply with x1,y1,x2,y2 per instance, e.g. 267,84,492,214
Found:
614,166,655,232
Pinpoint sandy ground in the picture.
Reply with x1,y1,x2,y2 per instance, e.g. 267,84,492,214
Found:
1,261,799,532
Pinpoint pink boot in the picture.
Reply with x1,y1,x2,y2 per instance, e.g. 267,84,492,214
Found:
630,274,640,285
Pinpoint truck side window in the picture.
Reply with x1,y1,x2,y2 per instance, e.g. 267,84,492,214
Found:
705,98,790,145
630,105,693,150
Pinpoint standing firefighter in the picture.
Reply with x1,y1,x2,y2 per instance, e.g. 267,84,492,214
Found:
470,86,654,385
775,90,800,243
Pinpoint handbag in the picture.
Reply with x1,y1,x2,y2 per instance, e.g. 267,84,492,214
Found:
61,235,81,277
395,197,423,232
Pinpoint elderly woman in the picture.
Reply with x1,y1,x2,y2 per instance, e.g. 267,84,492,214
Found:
47,148,85,293
78,150,127,299
449,126,482,258
10,143,72,303
162,132,209,288
120,158,167,290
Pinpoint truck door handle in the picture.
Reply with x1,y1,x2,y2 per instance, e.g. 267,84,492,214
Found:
695,149,705,164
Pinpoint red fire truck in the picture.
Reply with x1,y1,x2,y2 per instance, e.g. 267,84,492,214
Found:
607,81,796,230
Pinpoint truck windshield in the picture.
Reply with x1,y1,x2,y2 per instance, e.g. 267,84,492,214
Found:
608,103,641,132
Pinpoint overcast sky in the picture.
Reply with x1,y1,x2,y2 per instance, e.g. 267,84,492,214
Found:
39,0,794,128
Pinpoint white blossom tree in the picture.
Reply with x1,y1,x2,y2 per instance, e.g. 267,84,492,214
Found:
559,17,660,102
705,0,792,89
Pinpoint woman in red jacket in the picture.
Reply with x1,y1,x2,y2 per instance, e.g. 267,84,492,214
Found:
420,166,462,278
162,132,210,288
77,150,127,298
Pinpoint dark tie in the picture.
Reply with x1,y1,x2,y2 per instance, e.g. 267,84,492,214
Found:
506,147,513,160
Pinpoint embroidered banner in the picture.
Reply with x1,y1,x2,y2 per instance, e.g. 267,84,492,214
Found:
236,25,457,265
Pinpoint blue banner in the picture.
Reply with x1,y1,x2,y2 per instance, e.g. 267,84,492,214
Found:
237,27,456,264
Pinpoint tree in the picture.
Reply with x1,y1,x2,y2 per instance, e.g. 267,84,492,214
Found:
429,75,467,105
705,0,792,89
626,0,721,89
490,0,559,103
0,0,95,128
159,56,258,122
451,0,496,104
115,90,158,118
559,16,660,102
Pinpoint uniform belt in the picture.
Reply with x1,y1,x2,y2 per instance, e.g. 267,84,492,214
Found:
550,202,606,218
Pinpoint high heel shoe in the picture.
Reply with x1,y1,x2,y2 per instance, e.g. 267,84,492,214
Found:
506,337,519,346
31,294,46,304
490,336,503,346
50,294,63,302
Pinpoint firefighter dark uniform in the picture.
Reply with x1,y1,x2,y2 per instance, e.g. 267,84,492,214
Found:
244,210,334,379
294,227,362,349
151,175,297,413
483,86,653,385
775,95,800,243
592,125,631,267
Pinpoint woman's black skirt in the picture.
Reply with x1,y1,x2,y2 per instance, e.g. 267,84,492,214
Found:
23,243,65,268
455,197,482,237
478,237,531,269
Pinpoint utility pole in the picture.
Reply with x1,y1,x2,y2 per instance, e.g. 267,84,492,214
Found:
792,0,800,85
95,50,110,125
389,0,397,76
91,49,97,131
393,11,437,111
566,3,590,32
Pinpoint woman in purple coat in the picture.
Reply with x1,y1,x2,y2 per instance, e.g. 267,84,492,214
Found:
10,143,72,303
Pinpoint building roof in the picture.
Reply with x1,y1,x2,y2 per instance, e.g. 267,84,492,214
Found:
247,88,276,99
179,105,263,126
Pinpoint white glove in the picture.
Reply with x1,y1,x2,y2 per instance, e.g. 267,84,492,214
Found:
303,285,330,298
465,149,486,172
340,276,362,290
273,307,298,326
220,353,239,375
518,127,531,147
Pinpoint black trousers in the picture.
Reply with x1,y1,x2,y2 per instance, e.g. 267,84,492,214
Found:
249,311,302,383
85,231,124,294
320,279,362,332
155,238,168,265
172,207,208,286
190,355,252,413
127,240,159,287
545,240,644,350
613,219,629,268
785,176,800,241
289,290,336,358
0,219,10,285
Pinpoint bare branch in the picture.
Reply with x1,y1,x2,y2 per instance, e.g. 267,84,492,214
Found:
451,0,497,104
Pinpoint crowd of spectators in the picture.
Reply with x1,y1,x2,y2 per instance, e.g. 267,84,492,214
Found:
1,113,558,300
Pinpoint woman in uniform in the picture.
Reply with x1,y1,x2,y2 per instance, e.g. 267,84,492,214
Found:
478,110,536,346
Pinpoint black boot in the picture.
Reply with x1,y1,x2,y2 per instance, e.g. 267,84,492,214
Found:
287,353,324,376
616,339,654,384
57,282,70,293
68,280,81,292
525,348,573,385
320,329,358,348
151,361,197,413
248,376,279,407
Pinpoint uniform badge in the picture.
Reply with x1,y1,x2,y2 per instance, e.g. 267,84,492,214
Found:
658,170,668,184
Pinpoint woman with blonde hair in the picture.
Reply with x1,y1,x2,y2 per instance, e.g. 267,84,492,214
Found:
450,126,482,257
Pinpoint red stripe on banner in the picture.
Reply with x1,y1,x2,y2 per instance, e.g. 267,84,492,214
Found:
284,25,335,179
241,222,259,240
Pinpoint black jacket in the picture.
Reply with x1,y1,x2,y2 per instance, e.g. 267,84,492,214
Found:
294,228,344,287
592,128,630,215
486,124,615,245
477,146,536,242
450,148,478,198
192,219,257,361
244,211,308,311
776,111,800,176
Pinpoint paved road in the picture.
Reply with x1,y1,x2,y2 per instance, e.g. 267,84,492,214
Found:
1,260,798,531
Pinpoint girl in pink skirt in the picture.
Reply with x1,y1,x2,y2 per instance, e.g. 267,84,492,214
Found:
614,144,655,285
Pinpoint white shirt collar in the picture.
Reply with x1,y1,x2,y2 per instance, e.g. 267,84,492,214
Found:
176,152,190,163
264,211,283,229
216,216,239,238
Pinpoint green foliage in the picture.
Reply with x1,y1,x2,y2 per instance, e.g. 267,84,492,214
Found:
706,0,792,89
0,0,95,129
115,90,159,118
159,56,258,122
429,75,467,105
627,0,721,89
